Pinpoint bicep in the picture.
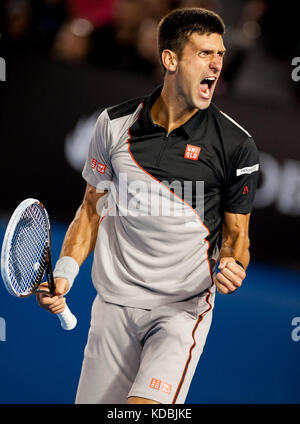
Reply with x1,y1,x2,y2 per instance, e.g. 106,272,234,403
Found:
81,183,108,221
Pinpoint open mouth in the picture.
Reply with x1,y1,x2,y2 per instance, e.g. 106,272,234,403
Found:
199,77,216,99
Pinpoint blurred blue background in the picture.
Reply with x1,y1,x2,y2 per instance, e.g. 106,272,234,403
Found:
0,220,299,404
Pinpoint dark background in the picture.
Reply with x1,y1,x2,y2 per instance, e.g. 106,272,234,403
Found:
0,0,300,405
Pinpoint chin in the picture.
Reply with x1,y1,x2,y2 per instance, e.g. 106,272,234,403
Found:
195,98,212,110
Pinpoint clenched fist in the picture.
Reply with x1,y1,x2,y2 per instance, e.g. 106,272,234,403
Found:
214,257,246,294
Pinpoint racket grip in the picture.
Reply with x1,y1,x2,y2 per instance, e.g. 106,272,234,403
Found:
57,303,77,330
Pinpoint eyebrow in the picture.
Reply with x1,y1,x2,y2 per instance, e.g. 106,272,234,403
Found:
198,48,226,55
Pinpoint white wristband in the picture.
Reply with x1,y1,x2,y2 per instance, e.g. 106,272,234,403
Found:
53,256,79,293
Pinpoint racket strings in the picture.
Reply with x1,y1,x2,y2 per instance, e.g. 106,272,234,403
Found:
8,204,49,296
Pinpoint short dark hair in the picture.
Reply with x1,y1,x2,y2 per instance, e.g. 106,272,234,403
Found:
158,8,225,68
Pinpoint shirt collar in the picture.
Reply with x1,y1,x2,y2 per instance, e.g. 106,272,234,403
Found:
141,84,208,138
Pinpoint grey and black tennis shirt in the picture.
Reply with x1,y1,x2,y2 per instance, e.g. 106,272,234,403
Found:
82,85,259,309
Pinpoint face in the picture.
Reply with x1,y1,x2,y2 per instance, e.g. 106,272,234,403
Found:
171,32,225,110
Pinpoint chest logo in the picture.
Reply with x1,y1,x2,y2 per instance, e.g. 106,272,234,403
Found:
184,144,201,160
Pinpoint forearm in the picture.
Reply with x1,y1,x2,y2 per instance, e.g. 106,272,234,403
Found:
60,199,100,266
219,232,250,270
37,192,101,307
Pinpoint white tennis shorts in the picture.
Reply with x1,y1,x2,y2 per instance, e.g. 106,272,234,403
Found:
75,286,215,404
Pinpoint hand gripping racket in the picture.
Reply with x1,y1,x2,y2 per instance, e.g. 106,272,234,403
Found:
1,198,77,330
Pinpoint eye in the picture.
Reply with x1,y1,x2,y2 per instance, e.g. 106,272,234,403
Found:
199,50,210,57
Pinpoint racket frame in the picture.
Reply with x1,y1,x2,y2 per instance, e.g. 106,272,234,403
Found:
1,198,77,330
1,198,46,296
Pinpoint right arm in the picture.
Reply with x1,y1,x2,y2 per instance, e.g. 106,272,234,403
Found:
36,183,107,313
59,183,106,266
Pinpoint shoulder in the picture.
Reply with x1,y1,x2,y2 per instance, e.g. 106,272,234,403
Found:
209,103,255,150
93,96,145,149
106,96,146,121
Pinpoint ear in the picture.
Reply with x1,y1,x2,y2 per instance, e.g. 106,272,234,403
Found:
161,49,178,72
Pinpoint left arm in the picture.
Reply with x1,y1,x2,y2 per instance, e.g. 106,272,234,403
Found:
214,211,250,294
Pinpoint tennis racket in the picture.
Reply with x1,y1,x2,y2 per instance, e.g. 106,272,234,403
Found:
1,198,77,330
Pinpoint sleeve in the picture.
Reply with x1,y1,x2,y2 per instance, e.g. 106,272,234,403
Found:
224,137,260,214
82,109,114,190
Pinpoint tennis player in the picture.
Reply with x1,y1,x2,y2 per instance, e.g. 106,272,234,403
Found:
36,8,259,404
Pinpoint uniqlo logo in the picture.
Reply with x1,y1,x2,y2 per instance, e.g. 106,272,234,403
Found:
96,163,106,174
184,144,201,160
149,378,161,390
91,158,97,169
162,383,172,395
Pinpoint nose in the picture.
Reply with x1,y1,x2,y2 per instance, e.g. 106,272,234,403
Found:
209,54,223,73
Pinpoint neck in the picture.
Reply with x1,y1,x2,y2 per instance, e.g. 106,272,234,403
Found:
151,81,198,134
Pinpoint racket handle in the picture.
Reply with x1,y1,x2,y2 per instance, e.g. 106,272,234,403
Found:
57,303,77,330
